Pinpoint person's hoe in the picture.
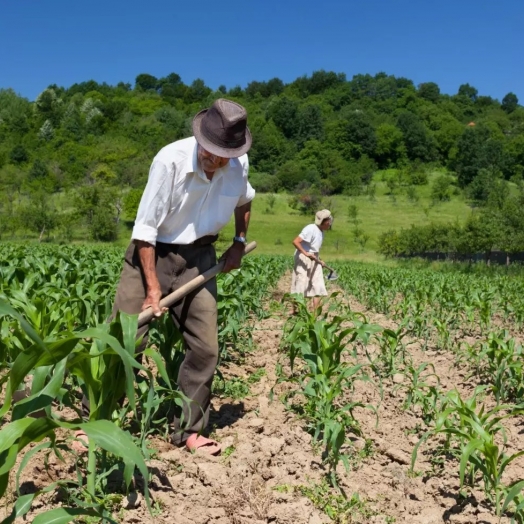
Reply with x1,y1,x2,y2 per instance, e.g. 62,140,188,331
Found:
323,263,339,281
137,241,257,326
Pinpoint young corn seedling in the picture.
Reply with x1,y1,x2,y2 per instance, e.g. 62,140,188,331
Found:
372,326,409,377
412,388,524,518
280,294,378,487
471,331,524,403
393,362,441,425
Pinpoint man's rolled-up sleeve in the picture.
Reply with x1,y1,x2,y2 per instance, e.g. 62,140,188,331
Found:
237,156,255,207
131,160,173,245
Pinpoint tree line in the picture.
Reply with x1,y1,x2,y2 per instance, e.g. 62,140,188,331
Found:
378,187,524,263
0,70,522,242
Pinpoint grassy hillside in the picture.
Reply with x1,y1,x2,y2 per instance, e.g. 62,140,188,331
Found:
3,171,473,263
152,171,471,261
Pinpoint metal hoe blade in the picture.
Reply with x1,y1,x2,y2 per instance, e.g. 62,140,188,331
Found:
323,264,338,281
326,269,339,281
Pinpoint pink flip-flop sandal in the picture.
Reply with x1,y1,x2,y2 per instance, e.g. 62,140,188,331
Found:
186,433,221,456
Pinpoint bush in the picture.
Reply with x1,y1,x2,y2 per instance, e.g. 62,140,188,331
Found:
123,188,143,219
431,175,453,203
90,208,118,241
249,171,281,193
288,188,321,215
378,229,401,257
407,169,428,185
378,222,462,257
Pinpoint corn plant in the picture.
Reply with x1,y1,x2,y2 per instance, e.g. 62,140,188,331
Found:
393,362,441,425
279,294,379,486
412,388,524,518
0,300,154,522
370,326,409,377
470,331,524,403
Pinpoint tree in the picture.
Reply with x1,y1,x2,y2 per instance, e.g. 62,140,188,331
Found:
375,123,406,167
248,119,293,173
266,96,299,139
35,88,62,125
458,83,478,102
184,78,211,103
90,207,118,241
28,159,48,181
135,73,158,91
38,119,55,141
451,126,508,187
396,111,435,161
498,195,524,261
431,174,452,203
502,92,518,113
61,103,83,138
18,189,59,241
10,144,28,164
291,70,345,97
276,161,305,191
266,77,285,96
295,104,324,147
327,111,376,161
0,89,32,135
123,188,143,219
458,210,501,264
418,82,440,103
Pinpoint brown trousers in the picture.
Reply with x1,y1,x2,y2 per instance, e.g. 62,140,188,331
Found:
112,240,219,445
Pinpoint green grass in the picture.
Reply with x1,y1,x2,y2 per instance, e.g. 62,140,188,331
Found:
219,171,473,261
3,171,474,263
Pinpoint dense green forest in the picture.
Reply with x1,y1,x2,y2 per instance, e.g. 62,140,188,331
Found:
0,70,523,247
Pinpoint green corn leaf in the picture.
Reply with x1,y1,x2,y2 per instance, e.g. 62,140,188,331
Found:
0,418,35,454
459,438,483,487
1,338,78,418
143,347,173,388
18,417,58,450
12,359,67,420
0,299,47,351
0,447,19,482
0,493,37,524
119,312,139,356
503,480,524,513
72,420,151,510
78,328,145,415
501,450,524,477
31,507,102,524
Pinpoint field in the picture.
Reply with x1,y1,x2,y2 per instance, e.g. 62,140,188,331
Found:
2,244,524,523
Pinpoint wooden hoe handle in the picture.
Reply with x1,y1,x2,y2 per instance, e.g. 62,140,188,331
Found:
137,241,257,328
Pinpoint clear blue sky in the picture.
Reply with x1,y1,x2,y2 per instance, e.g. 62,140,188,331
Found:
1,0,522,102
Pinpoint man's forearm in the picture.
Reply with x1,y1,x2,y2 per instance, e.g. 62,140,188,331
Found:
234,202,251,239
134,240,160,292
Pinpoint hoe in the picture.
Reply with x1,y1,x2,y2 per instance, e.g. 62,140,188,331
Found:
323,262,339,281
138,241,257,327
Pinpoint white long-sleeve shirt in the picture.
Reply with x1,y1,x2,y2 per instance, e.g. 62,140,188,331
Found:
131,137,255,245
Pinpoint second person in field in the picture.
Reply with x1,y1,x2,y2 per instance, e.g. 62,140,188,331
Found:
291,209,333,311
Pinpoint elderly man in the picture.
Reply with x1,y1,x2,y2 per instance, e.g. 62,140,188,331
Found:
114,99,254,454
291,209,332,312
